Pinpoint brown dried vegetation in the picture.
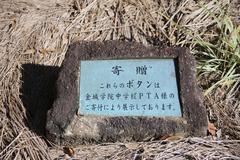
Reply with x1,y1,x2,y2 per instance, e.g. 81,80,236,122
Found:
0,0,239,159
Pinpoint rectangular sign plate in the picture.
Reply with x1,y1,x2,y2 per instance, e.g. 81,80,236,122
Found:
79,59,181,117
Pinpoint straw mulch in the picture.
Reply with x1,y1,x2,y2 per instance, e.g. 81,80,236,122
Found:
50,138,240,159
0,0,239,159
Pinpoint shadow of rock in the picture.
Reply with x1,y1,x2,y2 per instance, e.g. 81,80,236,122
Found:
20,64,60,135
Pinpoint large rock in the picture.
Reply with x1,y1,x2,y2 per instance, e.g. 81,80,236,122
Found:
46,41,207,145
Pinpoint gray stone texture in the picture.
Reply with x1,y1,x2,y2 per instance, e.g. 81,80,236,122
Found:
46,41,208,145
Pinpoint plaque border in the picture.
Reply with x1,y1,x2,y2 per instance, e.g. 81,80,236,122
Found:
78,58,182,117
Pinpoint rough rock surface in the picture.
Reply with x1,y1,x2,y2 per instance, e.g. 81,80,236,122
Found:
46,41,207,145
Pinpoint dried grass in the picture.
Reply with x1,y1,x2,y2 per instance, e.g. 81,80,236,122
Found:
50,138,240,159
0,0,239,159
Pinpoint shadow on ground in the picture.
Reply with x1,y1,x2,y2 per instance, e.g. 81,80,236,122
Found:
20,64,60,135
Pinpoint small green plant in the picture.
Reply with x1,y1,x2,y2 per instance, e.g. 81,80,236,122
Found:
157,0,240,96
192,15,240,95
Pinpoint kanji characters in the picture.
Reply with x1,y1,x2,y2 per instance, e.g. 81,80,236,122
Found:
111,65,123,75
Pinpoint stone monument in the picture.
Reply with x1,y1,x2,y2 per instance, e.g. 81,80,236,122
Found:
46,41,208,145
